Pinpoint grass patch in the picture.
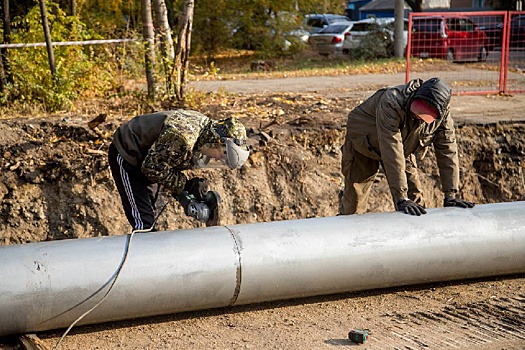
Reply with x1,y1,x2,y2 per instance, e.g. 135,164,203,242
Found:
190,50,409,80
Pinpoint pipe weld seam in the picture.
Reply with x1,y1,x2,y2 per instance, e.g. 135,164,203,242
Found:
224,225,242,306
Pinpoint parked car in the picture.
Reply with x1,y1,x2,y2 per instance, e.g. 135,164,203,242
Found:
308,22,355,56
305,14,353,34
410,16,488,62
342,17,408,53
481,14,525,50
384,18,409,48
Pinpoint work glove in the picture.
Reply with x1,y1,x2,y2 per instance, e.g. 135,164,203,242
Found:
184,177,209,201
397,199,427,216
444,197,475,208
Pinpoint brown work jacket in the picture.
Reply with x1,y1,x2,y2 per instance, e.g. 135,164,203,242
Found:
345,78,460,201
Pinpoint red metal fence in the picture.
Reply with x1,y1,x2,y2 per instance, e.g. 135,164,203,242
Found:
406,11,525,95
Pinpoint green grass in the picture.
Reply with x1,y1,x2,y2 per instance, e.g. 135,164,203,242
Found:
190,50,409,80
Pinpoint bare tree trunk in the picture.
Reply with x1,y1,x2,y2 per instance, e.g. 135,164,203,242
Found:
141,0,156,99
152,0,174,59
70,0,76,16
39,0,57,77
152,0,174,94
1,0,13,91
173,0,194,102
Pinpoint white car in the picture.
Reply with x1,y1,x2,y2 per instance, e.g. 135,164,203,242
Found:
308,22,355,56
342,17,408,53
305,14,353,34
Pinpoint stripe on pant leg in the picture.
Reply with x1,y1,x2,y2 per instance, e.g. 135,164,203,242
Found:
117,154,144,230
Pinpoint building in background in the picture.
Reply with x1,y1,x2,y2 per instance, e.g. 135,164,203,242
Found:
345,0,372,20
346,0,450,21
450,0,523,10
451,0,485,7
345,0,522,22
359,0,411,19
345,0,451,21
422,0,451,9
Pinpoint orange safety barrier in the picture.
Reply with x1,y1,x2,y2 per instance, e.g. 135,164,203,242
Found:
405,11,525,95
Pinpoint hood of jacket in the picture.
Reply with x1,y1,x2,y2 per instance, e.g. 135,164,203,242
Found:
405,77,451,121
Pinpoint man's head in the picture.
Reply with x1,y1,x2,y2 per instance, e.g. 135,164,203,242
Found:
410,77,452,124
195,117,250,169
410,98,439,124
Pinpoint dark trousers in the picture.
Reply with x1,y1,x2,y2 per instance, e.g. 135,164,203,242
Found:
108,143,158,231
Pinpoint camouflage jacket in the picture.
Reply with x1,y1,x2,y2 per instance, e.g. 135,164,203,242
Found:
113,110,212,194
345,78,459,201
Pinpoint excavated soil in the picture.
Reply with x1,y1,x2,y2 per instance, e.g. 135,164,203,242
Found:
0,76,524,349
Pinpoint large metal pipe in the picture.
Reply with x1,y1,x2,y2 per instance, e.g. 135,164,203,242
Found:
0,202,524,336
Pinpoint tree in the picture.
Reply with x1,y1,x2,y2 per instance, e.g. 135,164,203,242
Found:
9,0,34,19
152,0,174,93
153,0,174,59
78,0,130,37
191,0,233,58
1,0,13,91
70,0,76,16
141,0,156,99
173,0,193,102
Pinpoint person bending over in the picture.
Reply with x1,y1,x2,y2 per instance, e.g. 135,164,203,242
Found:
339,77,474,216
108,109,249,230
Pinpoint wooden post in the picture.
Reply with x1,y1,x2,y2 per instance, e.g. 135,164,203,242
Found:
39,0,56,77
394,0,405,58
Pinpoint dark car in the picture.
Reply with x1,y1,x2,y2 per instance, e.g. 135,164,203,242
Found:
482,15,525,50
410,16,488,62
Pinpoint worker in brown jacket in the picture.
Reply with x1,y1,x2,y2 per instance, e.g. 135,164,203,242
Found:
339,77,474,216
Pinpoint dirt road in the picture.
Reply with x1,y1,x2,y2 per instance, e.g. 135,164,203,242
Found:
191,72,525,124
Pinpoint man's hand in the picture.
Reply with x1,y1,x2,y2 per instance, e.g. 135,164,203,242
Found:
184,177,209,201
444,197,475,208
397,199,427,216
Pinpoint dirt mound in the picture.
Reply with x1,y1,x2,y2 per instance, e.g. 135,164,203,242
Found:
1,93,524,244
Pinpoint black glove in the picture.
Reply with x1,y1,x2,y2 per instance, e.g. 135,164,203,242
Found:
444,197,475,208
184,177,209,201
397,199,427,216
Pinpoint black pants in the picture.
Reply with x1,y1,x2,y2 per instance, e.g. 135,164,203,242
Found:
108,143,158,231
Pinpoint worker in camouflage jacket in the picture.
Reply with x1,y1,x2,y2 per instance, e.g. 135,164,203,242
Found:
339,77,474,216
108,109,249,231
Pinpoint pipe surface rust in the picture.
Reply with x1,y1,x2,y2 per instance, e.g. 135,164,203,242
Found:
0,201,524,336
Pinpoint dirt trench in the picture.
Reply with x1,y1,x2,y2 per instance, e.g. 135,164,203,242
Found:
0,93,524,244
